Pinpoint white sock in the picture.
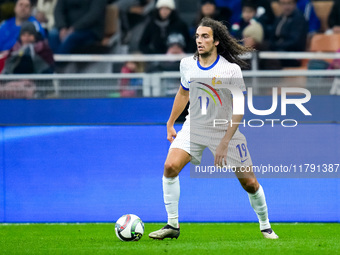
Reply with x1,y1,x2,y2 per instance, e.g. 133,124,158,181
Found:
247,185,271,231
162,175,180,228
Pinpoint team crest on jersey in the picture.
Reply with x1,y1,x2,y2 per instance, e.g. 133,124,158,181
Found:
212,77,222,86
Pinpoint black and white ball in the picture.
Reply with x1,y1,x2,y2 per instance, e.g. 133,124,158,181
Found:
115,214,144,241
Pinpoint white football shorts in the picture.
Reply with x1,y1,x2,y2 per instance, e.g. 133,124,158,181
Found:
169,125,253,167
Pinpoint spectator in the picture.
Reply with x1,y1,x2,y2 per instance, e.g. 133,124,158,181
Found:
271,0,320,34
214,0,240,27
116,0,155,41
0,0,46,52
231,1,257,40
147,33,186,73
146,33,186,96
34,0,57,31
48,0,106,54
191,0,231,36
114,0,155,52
2,21,54,74
269,0,308,67
242,21,281,70
328,0,340,34
248,0,275,22
139,0,193,54
120,61,144,97
243,0,276,40
297,0,320,34
165,33,186,56
242,21,264,49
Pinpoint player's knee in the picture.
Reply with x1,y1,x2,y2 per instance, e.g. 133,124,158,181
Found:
242,178,259,194
164,161,180,177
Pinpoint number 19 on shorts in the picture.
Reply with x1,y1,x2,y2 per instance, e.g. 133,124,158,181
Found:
236,143,248,162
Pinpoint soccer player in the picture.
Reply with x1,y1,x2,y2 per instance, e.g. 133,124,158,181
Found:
148,17,279,240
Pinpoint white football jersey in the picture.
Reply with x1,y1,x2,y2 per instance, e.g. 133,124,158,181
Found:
171,54,252,166
180,55,246,134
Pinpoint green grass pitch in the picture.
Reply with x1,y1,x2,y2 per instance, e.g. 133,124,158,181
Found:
0,223,339,254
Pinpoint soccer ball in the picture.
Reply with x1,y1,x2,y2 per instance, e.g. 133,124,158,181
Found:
115,214,144,241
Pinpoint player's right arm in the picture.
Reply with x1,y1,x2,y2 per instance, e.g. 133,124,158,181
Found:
166,86,189,143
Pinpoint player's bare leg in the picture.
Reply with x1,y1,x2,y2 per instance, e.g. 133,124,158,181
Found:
149,148,191,240
236,166,279,239
163,148,191,177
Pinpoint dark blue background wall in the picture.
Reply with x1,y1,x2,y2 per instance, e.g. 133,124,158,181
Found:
0,124,339,223
0,95,339,125
0,96,339,223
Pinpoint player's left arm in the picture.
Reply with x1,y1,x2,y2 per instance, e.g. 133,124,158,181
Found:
214,105,244,167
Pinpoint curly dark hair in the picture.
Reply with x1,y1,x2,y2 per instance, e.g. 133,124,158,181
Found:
194,17,253,68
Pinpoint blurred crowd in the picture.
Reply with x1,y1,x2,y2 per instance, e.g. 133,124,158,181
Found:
0,0,339,76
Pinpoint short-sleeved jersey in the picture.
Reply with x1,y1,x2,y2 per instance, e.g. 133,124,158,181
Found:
180,55,246,134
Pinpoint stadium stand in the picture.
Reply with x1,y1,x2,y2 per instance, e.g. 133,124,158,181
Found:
310,33,340,52
0,0,339,98
0,0,46,52
48,0,106,54
82,4,121,54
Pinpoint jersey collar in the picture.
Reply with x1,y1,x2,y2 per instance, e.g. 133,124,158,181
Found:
197,55,220,70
